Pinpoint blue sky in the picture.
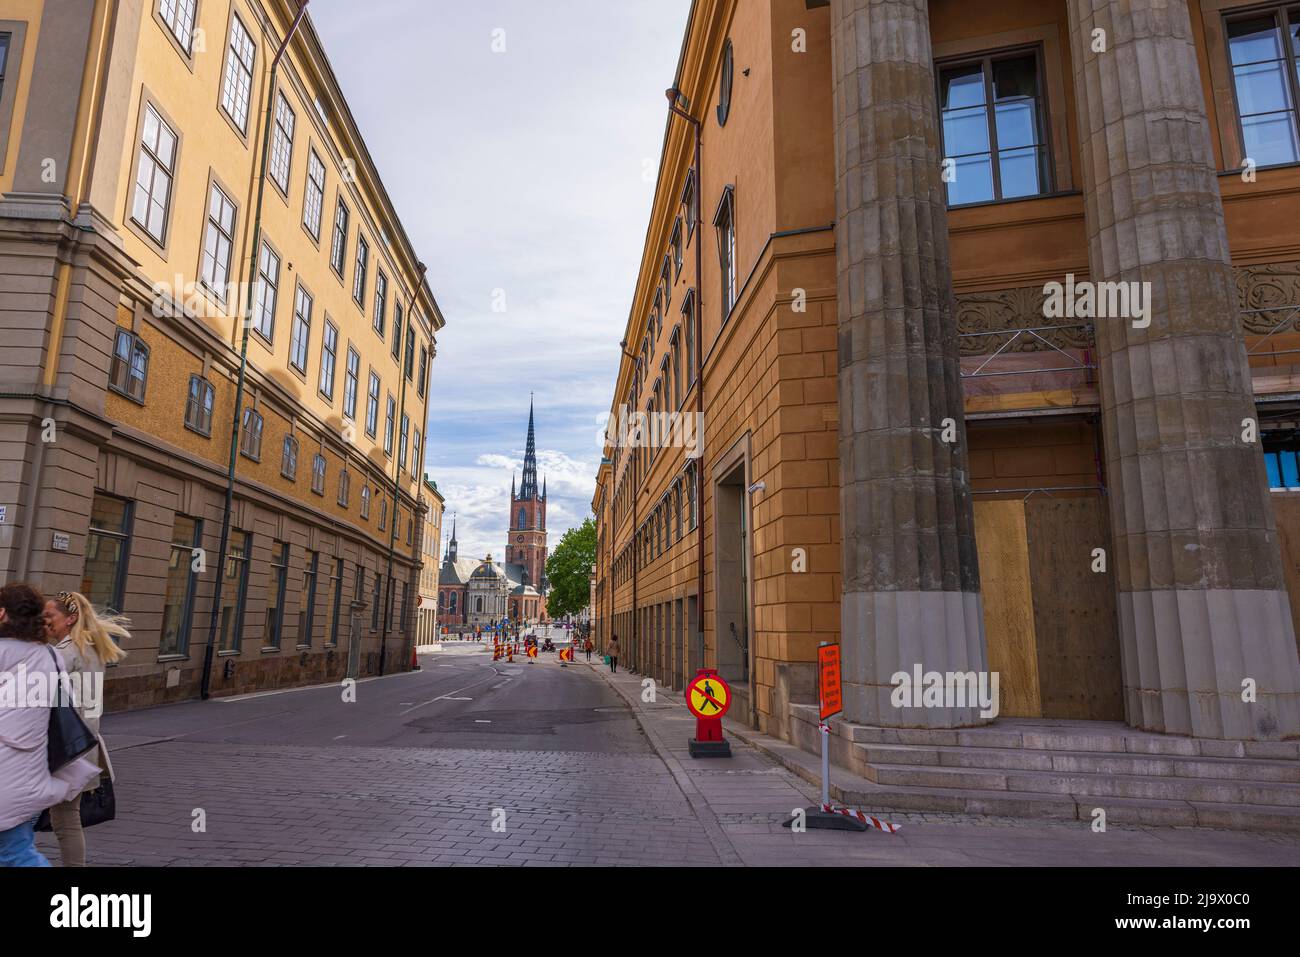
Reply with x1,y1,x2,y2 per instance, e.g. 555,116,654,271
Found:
312,0,693,563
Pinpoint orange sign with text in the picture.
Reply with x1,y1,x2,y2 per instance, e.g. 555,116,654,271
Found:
819,644,842,720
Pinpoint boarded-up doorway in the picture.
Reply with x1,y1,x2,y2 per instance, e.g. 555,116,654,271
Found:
974,495,1123,720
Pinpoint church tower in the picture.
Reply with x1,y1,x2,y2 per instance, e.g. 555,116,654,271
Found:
506,398,548,592
446,515,458,563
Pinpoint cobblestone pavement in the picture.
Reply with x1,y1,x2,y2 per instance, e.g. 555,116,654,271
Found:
36,648,1300,866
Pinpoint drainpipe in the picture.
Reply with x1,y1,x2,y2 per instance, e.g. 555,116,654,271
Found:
200,0,310,700
380,264,426,675
665,87,705,676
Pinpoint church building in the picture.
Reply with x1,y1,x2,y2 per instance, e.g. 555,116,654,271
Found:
438,403,550,631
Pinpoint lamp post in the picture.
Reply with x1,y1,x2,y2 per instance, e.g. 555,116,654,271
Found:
200,1,311,700
664,86,706,677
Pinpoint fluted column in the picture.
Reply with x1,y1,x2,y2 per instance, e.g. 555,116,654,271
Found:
1067,0,1300,739
831,0,988,728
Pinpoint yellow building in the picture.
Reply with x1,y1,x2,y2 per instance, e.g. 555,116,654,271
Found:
593,0,1300,748
0,0,444,708
416,474,444,646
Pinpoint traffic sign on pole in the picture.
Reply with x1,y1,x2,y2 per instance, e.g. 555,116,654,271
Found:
784,642,866,831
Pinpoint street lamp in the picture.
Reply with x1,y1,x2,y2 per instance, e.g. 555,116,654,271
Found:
200,0,311,700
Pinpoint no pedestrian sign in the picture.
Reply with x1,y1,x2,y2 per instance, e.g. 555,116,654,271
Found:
819,644,842,720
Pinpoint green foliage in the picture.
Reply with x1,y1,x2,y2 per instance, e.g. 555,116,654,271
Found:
545,517,596,619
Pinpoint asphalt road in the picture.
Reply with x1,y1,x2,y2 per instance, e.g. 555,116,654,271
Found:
103,645,649,754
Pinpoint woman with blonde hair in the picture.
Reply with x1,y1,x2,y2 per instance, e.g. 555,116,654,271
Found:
42,590,127,867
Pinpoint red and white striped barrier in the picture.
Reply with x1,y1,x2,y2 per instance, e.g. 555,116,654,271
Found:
820,803,901,834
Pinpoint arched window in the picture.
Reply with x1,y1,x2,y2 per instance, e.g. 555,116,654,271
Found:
518,507,526,529
450,592,457,612
476,596,483,613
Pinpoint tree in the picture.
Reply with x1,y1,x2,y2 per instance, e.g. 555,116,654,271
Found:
545,517,596,619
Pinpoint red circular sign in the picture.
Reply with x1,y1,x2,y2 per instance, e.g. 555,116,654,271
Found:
685,671,731,719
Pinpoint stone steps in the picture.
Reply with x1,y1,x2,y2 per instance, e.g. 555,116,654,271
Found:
859,742,1300,782
782,705,1300,832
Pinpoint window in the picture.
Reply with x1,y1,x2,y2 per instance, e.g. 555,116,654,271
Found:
687,463,697,530
717,39,734,126
1226,11,1300,168
361,485,371,519
0,33,7,99
938,52,1049,206
413,429,422,475
299,551,318,647
714,187,737,317
392,300,403,360
344,347,360,419
417,346,428,399
518,507,526,530
682,169,697,237
399,412,410,471
1265,435,1300,489
83,494,131,615
159,0,197,54
269,92,295,193
160,513,200,656
220,15,255,133
320,320,338,398
355,236,371,307
366,372,380,437
312,453,326,495
671,331,682,409
265,541,288,648
289,284,312,373
674,483,683,541
184,375,214,435
405,324,416,379
372,569,382,629
219,530,250,652
240,407,263,460
253,240,279,341
109,329,149,403
131,103,177,244
281,435,299,480
338,469,350,507
330,198,349,275
327,557,344,646
671,219,683,276
661,257,672,310
303,149,325,239
385,395,395,456
200,182,236,296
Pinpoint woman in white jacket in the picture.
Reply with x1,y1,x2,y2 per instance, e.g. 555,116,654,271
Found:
42,590,127,866
0,583,100,867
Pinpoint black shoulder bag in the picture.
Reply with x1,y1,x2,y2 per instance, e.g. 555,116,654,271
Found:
44,645,97,772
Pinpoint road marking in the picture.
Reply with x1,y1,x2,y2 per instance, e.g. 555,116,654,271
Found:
474,719,491,724
334,735,348,740
445,696,473,701
217,670,422,702
397,668,506,717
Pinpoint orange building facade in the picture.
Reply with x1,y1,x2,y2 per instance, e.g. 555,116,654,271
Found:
592,0,1300,744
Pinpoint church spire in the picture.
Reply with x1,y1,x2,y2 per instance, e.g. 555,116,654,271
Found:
520,395,539,500
447,514,458,562
542,475,546,500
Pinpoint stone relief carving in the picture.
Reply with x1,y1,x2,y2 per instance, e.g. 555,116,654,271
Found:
955,286,1093,357
1236,262,1300,336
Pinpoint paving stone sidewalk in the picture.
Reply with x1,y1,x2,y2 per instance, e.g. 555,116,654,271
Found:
576,657,1300,866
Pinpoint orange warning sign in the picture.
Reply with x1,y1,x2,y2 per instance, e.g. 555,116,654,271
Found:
819,644,842,720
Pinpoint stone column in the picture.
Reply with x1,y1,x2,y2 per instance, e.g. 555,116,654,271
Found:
830,0,988,728
1066,0,1300,739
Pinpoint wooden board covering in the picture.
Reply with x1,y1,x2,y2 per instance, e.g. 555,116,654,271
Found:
973,499,1042,718
1271,493,1300,660
1025,496,1123,721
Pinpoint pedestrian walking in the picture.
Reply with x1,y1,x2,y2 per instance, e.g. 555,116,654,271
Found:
585,638,593,662
0,583,100,867
42,591,127,867
607,635,620,674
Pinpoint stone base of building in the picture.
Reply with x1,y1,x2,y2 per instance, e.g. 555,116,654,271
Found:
783,704,1300,832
